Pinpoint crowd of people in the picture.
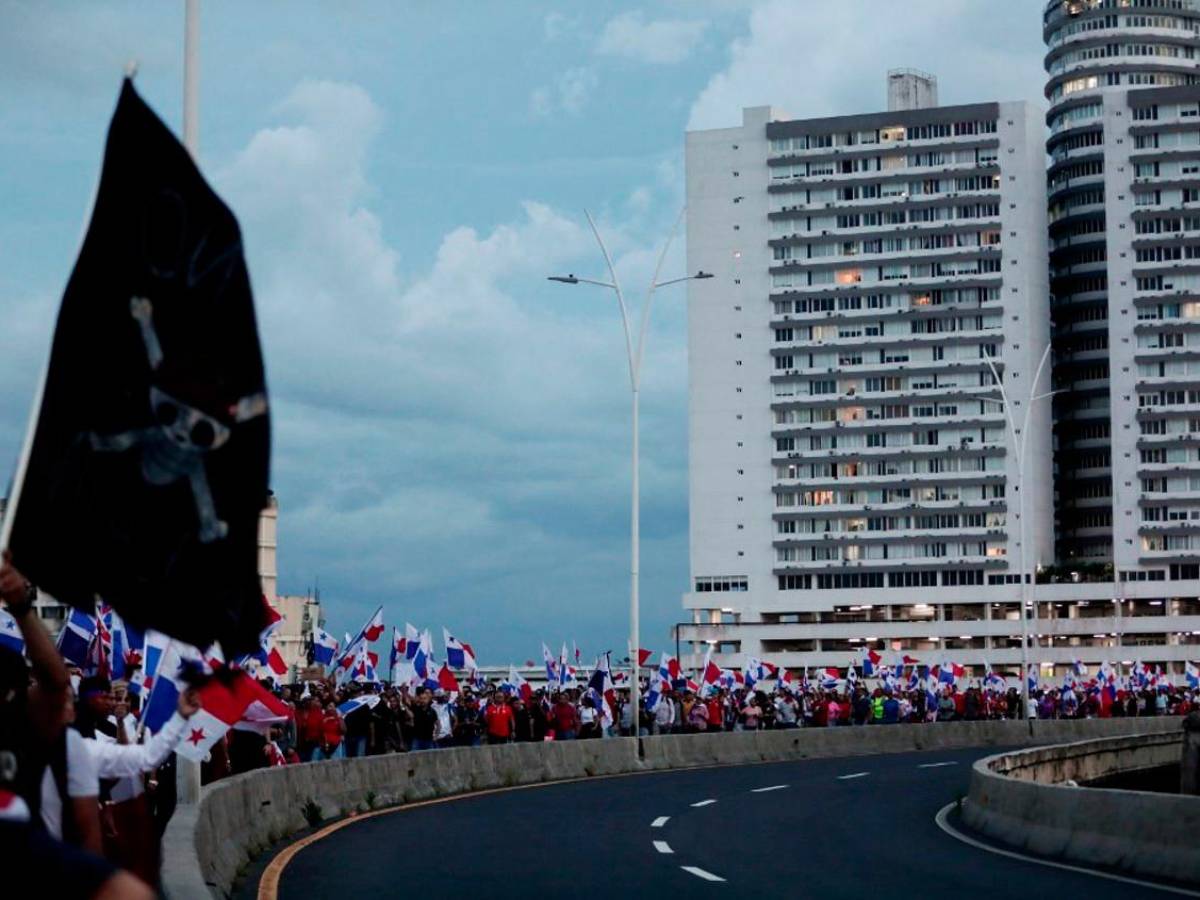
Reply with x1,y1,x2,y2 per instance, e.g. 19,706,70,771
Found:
201,676,1195,782
3,545,1198,898
216,674,1200,772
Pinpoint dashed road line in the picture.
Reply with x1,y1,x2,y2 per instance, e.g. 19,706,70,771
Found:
934,803,1200,897
690,798,717,807
837,771,870,780
653,840,674,854
651,816,670,828
681,866,726,883
919,761,958,769
750,784,789,793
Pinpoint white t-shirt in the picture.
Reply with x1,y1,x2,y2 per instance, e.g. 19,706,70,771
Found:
434,702,452,739
40,728,99,840
104,713,144,803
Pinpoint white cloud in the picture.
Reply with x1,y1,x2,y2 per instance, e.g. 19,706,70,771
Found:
543,11,576,41
688,0,1045,130
529,66,598,117
595,11,708,65
215,79,690,645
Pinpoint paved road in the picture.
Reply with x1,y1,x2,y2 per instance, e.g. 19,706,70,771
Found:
277,746,1173,899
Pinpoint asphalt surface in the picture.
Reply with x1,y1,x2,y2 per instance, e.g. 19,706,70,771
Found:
277,745,1175,899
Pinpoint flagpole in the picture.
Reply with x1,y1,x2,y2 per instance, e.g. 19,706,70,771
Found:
176,0,203,806
183,0,200,157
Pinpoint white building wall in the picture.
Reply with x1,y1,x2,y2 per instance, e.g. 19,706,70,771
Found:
997,100,1056,573
686,106,779,628
1103,89,1143,574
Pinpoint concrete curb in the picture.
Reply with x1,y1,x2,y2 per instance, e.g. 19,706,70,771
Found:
162,716,1183,898
963,724,1200,885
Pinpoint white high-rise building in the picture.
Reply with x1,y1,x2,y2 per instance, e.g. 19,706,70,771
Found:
683,87,1052,674
681,64,1200,679
1044,0,1200,573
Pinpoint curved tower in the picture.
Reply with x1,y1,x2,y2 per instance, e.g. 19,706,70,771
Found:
1044,0,1200,565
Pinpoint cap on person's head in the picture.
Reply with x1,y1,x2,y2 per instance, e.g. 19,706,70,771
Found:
78,675,111,699
0,646,29,699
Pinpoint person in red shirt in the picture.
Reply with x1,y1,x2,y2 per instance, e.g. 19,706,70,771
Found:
299,698,324,762
551,693,579,740
485,692,515,745
318,702,345,760
706,695,723,733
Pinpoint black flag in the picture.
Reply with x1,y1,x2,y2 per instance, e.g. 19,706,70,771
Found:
6,79,270,655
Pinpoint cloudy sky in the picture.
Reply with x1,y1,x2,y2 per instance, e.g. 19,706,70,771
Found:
0,1,1047,663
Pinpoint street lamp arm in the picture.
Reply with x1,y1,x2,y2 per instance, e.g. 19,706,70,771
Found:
653,273,707,289
546,275,618,289
1029,341,1054,402
982,354,1021,462
633,206,686,387
584,209,637,388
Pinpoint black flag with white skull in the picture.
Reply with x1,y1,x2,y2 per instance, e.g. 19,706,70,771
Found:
5,79,270,656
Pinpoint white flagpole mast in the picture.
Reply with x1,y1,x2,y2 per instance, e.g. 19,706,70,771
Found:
177,0,203,807
183,0,200,157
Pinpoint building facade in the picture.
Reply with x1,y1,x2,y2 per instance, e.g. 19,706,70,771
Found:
681,54,1200,680
259,493,323,677
1046,0,1200,565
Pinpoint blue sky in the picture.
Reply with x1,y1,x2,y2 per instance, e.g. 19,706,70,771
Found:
0,1,1047,663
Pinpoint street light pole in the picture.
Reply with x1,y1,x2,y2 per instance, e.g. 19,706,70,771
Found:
981,343,1057,731
549,207,711,753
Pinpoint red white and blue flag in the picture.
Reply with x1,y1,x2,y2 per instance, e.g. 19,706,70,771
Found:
142,637,210,734
860,648,881,677
443,628,477,671
176,672,288,760
700,646,722,696
436,663,460,694
0,610,24,655
388,626,404,671
337,694,380,717
57,607,98,668
312,627,338,667
404,623,420,662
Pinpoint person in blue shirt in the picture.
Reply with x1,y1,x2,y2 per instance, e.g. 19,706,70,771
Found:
881,690,901,724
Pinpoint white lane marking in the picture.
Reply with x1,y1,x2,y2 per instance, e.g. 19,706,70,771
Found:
653,840,674,854
919,761,959,769
935,803,1200,898
750,784,789,793
690,799,717,807
681,866,726,883
651,816,670,828
837,771,870,780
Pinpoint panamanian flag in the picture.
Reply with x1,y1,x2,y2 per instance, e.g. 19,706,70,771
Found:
176,672,287,761
0,610,24,655
312,627,338,666
443,628,477,671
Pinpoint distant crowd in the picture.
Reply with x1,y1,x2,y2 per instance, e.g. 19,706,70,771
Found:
226,677,1198,770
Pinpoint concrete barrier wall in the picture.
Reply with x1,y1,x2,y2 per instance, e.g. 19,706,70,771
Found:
963,727,1199,885
162,716,1183,899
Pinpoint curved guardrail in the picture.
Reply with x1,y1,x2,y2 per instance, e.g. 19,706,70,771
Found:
963,729,1198,885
